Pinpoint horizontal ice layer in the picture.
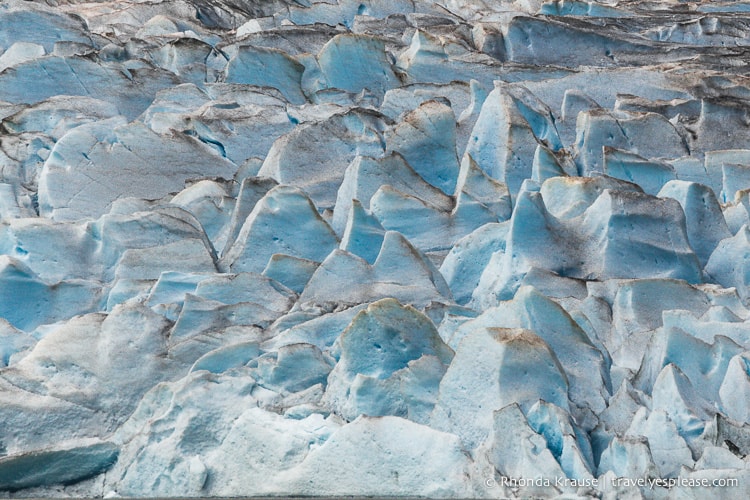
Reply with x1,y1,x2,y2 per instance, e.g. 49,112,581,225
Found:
0,440,118,492
0,56,180,120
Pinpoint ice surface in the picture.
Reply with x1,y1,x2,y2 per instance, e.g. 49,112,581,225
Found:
720,353,750,423
706,225,750,302
385,99,460,195
369,183,498,256
2,95,119,141
450,286,610,427
598,435,658,478
338,199,386,264
332,152,452,235
466,83,563,199
658,180,732,266
527,400,595,479
481,403,567,481
0,56,180,120
220,185,339,273
257,109,387,210
432,327,569,448
145,84,295,166
0,42,45,73
298,231,452,309
273,415,473,498
224,45,306,104
39,120,237,221
472,181,702,305
318,34,399,100
4,0,750,497
0,256,102,331
440,221,508,304
575,109,688,176
323,298,453,422
0,1,92,52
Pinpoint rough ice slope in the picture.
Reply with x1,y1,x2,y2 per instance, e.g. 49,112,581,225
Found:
2,0,750,497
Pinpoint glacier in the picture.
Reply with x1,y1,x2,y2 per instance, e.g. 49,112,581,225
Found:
2,0,750,498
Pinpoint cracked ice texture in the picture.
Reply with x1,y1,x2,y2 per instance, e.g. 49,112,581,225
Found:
2,0,750,498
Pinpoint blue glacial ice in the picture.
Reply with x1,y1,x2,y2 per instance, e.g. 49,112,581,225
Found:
3,0,750,497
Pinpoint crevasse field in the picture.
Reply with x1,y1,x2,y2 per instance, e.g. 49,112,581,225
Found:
1,0,750,497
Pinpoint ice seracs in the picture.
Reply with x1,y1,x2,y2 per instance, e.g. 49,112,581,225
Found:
4,0,750,496
317,34,399,101
297,230,452,310
451,286,609,429
332,152,451,235
220,185,339,273
224,45,306,104
432,326,569,448
323,298,454,423
574,109,688,177
471,178,702,305
658,180,731,266
466,83,563,199
385,99,460,195
257,109,387,210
